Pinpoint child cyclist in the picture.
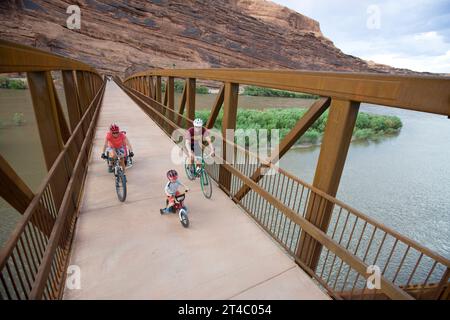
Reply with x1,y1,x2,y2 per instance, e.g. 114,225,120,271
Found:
160,170,189,214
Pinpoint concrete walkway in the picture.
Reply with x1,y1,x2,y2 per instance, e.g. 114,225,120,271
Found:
63,82,329,300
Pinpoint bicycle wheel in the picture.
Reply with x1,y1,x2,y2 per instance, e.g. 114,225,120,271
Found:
200,169,212,199
115,170,127,202
179,209,189,228
184,158,195,180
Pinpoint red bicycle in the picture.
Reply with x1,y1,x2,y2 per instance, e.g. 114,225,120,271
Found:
160,190,189,228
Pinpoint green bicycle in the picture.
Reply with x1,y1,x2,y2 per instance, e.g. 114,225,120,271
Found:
184,153,213,199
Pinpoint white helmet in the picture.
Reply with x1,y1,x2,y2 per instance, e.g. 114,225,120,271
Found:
193,118,203,127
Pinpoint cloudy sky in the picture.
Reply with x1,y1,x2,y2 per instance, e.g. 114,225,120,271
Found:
271,0,450,73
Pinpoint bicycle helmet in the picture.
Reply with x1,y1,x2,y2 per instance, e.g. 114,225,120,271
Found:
110,123,119,133
193,118,203,128
167,169,178,181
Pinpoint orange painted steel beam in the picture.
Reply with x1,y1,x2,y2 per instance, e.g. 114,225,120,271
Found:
297,99,360,271
219,82,239,194
206,85,225,129
126,69,450,116
0,39,98,74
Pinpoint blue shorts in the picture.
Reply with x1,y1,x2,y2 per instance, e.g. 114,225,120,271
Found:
107,146,126,158
190,143,203,156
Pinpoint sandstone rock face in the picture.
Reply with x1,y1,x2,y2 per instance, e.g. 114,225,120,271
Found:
230,0,322,36
0,0,417,77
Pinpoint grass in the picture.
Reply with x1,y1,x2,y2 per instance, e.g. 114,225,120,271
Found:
195,108,402,146
242,86,319,99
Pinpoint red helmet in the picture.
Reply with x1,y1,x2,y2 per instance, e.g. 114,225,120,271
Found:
110,123,119,133
167,169,178,181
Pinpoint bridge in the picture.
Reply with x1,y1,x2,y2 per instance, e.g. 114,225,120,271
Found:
0,40,449,300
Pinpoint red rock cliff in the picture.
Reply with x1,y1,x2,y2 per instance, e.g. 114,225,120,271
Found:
0,0,415,77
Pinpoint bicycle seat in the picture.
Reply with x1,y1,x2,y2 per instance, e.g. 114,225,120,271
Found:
175,194,185,202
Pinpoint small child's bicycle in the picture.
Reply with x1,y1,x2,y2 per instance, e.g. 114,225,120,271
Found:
160,190,189,228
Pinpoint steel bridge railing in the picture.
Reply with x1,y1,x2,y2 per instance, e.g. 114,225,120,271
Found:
0,40,105,299
117,69,450,300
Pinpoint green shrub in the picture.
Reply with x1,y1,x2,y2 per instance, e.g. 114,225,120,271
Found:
195,108,402,146
242,86,319,99
356,112,371,129
194,110,211,126
196,86,209,94
0,76,9,88
386,116,402,130
299,129,321,144
12,113,25,126
0,77,27,89
165,80,208,94
354,128,373,140
174,80,185,93
9,79,27,89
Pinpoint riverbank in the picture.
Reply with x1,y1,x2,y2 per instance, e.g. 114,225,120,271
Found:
0,76,27,90
195,108,403,146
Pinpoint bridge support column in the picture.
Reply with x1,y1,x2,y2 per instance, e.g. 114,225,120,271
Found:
219,83,239,195
166,77,175,133
87,72,95,101
177,83,187,127
85,72,94,102
63,70,81,132
149,76,155,99
50,77,71,143
27,71,70,209
0,155,55,237
206,85,224,129
156,76,162,103
296,99,360,271
0,155,34,214
185,78,196,125
76,71,89,114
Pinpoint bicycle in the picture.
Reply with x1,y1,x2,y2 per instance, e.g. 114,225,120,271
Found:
160,190,189,228
184,152,213,199
102,152,128,202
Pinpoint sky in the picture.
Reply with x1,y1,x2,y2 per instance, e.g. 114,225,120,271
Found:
270,0,450,73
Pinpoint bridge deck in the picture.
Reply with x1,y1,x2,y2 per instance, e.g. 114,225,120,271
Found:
63,82,329,300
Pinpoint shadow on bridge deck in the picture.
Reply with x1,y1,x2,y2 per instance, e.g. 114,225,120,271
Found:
63,82,329,300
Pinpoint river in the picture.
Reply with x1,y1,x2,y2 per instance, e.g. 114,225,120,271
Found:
1,90,449,260
279,104,450,258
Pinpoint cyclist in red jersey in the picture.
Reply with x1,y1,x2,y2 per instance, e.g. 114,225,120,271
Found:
101,123,134,173
185,118,215,171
